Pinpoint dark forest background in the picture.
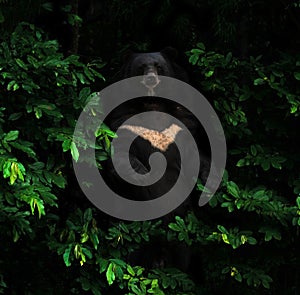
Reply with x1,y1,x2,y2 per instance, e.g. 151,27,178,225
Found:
0,0,300,294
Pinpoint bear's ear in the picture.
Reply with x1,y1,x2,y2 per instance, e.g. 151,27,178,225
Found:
160,47,178,60
121,49,135,63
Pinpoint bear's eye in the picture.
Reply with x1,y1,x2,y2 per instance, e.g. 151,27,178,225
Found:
137,65,145,74
157,66,163,74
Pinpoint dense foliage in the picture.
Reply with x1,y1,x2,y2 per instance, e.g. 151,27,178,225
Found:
0,1,299,295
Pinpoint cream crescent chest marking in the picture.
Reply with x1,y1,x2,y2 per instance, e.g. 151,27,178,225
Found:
119,124,182,152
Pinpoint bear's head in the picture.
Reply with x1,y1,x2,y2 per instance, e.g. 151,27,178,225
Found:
121,47,188,91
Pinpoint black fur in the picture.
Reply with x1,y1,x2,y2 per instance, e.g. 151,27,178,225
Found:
102,48,209,272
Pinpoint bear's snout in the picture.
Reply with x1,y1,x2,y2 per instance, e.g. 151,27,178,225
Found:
145,73,158,85
143,72,160,87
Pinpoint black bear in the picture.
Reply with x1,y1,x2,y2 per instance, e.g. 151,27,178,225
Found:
101,48,210,271
102,47,210,204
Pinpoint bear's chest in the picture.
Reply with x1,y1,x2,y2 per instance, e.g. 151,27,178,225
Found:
117,124,183,170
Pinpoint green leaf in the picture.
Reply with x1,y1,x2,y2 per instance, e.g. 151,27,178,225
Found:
106,263,116,285
271,160,282,169
10,162,18,185
51,174,66,188
81,233,89,243
15,58,28,70
217,225,228,234
34,107,42,119
262,280,270,289
168,223,180,231
8,112,22,121
79,277,91,291
63,245,72,267
250,145,257,156
10,142,37,159
205,70,214,77
79,87,91,101
70,141,79,161
236,159,245,167
90,232,99,250
3,161,11,178
29,162,45,170
209,195,218,207
27,55,40,68
241,235,247,244
4,130,19,141
99,258,109,274
261,160,270,171
34,198,45,218
16,163,24,181
175,216,185,227
221,201,232,209
235,273,242,282
83,208,93,223
196,42,205,50
13,83,19,91
62,139,72,152
7,80,16,91
247,237,257,245
189,55,199,65
253,190,266,199
290,105,298,113
84,67,95,81
136,267,144,276
118,222,129,233
236,199,244,209
89,68,105,81
221,233,230,244
81,247,92,259
294,72,300,80
13,227,20,242
253,78,264,85
191,48,203,54
127,265,135,276
225,52,232,63
36,31,42,40
40,191,57,206
227,181,240,198
76,72,86,84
